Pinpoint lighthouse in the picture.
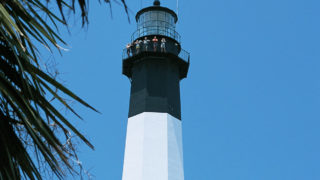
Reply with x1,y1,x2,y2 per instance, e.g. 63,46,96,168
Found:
121,1,190,179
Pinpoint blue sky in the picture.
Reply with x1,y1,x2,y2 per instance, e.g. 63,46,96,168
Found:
46,0,320,179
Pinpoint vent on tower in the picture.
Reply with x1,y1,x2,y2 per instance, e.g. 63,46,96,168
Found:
154,0,160,6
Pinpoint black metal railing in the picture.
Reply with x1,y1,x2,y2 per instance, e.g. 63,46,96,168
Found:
177,49,190,63
131,26,181,43
122,44,190,64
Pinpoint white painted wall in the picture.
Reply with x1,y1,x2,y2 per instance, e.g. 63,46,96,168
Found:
122,112,184,180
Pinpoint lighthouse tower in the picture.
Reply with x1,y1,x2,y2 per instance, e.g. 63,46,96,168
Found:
121,1,190,179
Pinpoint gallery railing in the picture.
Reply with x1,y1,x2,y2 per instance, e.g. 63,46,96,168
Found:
122,45,190,64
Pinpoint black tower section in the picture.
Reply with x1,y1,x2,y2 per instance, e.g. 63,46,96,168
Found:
122,1,190,120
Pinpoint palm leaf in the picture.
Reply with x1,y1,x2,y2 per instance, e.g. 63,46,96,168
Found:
0,0,128,179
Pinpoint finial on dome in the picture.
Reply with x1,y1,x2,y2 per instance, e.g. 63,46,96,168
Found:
154,0,160,6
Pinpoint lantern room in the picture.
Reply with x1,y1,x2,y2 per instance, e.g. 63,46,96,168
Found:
133,0,180,42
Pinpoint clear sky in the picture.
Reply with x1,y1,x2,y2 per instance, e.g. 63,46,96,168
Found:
46,0,320,179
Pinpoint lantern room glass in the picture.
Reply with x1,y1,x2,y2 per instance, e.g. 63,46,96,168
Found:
136,10,177,41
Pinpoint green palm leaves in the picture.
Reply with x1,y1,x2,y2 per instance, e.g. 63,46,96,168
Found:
0,0,127,179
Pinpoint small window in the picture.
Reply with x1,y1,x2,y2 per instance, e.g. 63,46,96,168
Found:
158,11,165,22
150,11,157,21
145,12,151,21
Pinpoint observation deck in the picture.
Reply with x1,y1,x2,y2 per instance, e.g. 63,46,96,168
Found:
122,35,190,80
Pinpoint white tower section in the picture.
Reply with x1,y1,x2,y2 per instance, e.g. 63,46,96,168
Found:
121,1,190,179
122,112,184,180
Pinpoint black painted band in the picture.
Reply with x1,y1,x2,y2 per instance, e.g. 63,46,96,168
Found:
128,57,181,120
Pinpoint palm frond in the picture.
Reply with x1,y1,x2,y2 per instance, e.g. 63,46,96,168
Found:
0,0,127,179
